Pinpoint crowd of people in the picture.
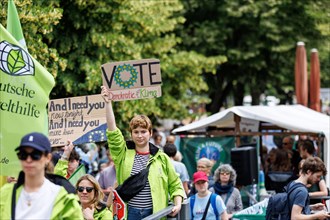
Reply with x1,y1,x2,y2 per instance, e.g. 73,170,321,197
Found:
263,135,330,219
0,86,329,219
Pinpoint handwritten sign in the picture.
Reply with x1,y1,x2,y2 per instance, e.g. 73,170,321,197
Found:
101,58,162,101
48,94,106,146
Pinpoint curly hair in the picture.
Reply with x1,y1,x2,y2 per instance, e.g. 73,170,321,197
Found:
76,174,104,207
301,157,327,176
129,115,152,133
214,164,237,186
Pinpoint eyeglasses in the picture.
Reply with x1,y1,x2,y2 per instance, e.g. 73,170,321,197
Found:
220,172,230,176
17,150,44,161
77,186,94,193
282,142,290,145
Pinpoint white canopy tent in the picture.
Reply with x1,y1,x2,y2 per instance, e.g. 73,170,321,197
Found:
172,105,330,185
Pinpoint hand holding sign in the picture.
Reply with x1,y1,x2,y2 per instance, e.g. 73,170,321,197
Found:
61,140,74,160
101,86,111,103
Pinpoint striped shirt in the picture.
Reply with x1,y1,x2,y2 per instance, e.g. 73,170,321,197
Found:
128,152,153,208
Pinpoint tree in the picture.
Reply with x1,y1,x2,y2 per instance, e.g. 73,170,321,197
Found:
1,0,226,136
0,0,64,77
177,0,329,113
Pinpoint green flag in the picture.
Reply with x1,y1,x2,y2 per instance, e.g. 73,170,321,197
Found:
180,136,235,177
0,24,55,176
7,0,27,50
68,164,86,186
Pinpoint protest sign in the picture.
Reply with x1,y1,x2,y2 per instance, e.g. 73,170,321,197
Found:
0,24,55,176
48,94,107,146
101,59,162,101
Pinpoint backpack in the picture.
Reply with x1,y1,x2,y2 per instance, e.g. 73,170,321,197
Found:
190,193,219,220
266,181,306,220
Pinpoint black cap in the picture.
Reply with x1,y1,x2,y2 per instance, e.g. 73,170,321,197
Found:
15,132,51,152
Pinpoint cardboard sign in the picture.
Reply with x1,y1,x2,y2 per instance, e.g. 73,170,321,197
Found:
48,94,107,146
113,190,126,220
101,59,162,101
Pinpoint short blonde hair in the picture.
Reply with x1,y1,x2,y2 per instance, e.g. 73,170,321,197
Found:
129,115,152,133
197,157,213,168
76,174,104,207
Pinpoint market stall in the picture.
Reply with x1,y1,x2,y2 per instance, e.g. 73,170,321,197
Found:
172,105,330,185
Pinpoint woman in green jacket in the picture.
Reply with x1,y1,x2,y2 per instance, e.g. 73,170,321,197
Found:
0,132,83,219
101,86,185,220
76,174,113,220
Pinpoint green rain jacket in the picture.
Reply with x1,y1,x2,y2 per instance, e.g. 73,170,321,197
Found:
93,204,113,220
54,161,113,220
106,128,185,215
0,183,83,220
54,159,69,178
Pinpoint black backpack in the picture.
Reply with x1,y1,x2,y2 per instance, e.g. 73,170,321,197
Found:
266,181,306,220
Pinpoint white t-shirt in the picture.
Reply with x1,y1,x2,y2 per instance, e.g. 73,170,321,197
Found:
16,178,61,219
188,191,226,220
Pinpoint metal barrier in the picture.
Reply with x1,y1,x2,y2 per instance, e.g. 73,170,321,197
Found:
142,200,190,220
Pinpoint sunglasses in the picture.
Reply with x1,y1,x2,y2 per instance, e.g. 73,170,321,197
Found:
220,172,230,176
77,186,94,193
17,150,44,161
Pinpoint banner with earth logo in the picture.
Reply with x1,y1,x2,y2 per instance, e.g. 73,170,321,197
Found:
180,136,235,177
0,24,55,176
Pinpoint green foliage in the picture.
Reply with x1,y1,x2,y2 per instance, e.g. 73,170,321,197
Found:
178,0,329,112
0,0,64,78
1,0,327,135
0,0,225,136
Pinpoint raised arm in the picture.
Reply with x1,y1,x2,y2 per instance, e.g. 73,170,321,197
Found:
101,86,116,131
54,140,74,177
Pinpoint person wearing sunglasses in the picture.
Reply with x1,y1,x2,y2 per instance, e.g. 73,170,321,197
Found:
76,174,113,220
0,132,83,220
101,86,185,220
210,164,242,219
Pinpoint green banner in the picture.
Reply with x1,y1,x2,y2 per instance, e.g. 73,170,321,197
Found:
0,24,55,176
180,136,235,177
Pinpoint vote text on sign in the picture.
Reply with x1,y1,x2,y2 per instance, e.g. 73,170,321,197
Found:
101,58,162,101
